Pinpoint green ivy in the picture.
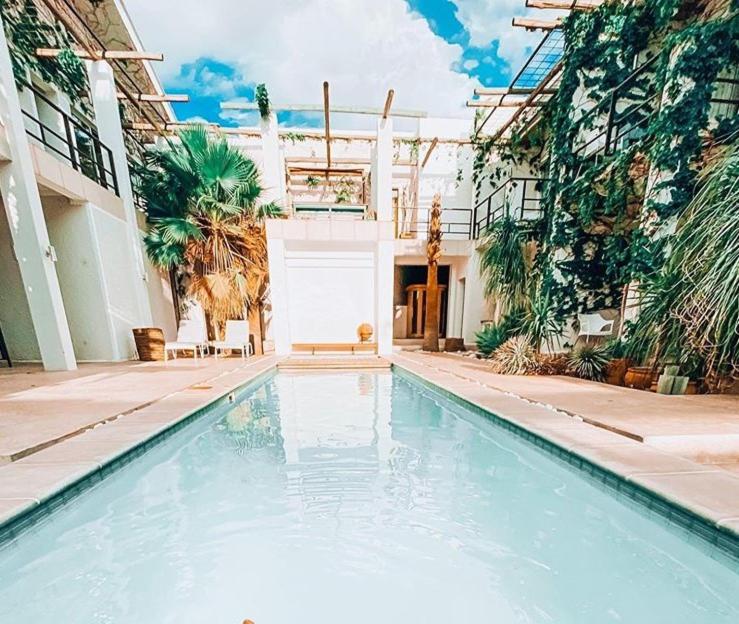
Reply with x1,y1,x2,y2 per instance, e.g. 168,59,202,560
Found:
1,0,89,106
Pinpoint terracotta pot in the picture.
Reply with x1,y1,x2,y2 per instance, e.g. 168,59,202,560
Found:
132,327,165,361
685,380,699,395
624,366,653,390
605,358,629,386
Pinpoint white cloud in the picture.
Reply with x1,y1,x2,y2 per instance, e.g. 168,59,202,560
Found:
124,0,481,129
449,0,565,71
462,59,479,70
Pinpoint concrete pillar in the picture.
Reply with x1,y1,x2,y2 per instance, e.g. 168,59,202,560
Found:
87,60,153,327
373,117,393,221
0,19,76,370
266,233,291,355
260,112,286,208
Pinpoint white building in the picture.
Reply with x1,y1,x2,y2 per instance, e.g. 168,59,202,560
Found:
0,1,177,371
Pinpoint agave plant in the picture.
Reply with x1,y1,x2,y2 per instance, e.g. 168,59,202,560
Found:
568,344,610,381
475,312,523,357
520,284,563,353
141,126,280,351
491,336,537,375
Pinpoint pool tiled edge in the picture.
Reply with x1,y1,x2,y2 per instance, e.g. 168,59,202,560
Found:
392,361,739,568
0,360,279,546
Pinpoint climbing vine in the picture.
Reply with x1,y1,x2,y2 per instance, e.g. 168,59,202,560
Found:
255,83,270,119
1,0,89,105
478,0,739,321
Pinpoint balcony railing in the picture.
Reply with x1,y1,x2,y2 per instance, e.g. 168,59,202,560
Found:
20,81,118,196
573,57,739,158
395,206,473,240
473,177,546,238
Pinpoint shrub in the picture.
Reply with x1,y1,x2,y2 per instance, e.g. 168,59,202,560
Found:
568,344,611,381
475,312,523,357
491,336,537,375
533,353,569,375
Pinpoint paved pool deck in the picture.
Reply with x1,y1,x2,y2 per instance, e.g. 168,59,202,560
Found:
390,351,739,537
1,351,738,541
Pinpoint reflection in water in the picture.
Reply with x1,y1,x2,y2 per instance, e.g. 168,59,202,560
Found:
0,373,737,624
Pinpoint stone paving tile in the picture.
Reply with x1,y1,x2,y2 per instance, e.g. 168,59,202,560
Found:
0,462,97,501
629,471,739,524
577,443,719,478
0,498,37,525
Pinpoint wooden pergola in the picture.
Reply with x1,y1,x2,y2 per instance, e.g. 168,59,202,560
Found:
468,0,604,139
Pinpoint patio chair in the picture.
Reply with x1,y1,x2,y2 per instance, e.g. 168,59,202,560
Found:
212,320,252,360
165,319,208,361
577,312,615,341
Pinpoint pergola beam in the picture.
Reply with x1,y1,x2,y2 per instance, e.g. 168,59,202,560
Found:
382,89,394,120
323,81,331,175
220,102,426,118
117,93,189,103
420,137,439,169
36,48,164,61
512,17,563,31
525,0,601,10
467,99,537,108
474,87,555,96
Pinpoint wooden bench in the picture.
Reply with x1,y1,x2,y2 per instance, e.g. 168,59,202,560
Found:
292,342,377,355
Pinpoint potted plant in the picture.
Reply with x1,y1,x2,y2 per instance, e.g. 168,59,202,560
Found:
603,338,630,386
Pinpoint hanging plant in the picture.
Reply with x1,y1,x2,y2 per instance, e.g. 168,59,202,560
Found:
255,83,270,119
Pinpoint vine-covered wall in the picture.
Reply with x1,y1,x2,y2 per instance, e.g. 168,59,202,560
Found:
476,0,738,321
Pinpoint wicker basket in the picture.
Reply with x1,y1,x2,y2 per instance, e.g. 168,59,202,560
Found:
132,327,165,361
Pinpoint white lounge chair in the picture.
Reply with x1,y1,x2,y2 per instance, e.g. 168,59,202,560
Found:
577,312,615,340
165,319,208,360
212,320,252,360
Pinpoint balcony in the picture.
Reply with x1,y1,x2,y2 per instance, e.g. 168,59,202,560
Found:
473,177,546,238
395,205,473,240
20,81,118,196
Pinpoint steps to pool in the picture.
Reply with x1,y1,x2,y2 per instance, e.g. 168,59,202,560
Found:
277,356,391,371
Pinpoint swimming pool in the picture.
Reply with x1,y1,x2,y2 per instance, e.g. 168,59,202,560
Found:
0,371,737,623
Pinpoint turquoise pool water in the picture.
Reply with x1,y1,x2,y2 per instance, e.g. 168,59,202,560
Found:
0,372,737,623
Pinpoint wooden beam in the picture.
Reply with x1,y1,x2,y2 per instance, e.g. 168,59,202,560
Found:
512,17,563,31
474,87,555,96
117,93,189,103
421,137,438,169
467,99,535,108
526,0,600,10
36,48,164,61
323,81,331,175
288,166,365,176
220,101,426,118
382,89,394,120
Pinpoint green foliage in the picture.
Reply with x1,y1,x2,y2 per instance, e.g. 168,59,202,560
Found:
568,344,610,381
305,175,320,189
475,313,522,357
282,131,306,144
520,284,563,353
333,177,355,204
477,216,530,312
255,83,270,119
490,336,537,375
1,0,89,105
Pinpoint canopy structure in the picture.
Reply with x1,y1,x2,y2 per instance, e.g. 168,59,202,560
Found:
468,0,604,139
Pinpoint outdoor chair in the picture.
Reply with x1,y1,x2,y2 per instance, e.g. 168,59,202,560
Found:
212,320,252,360
577,312,615,341
165,319,209,360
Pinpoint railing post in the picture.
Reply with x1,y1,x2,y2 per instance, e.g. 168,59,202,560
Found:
605,91,617,155
107,146,119,196
63,115,78,171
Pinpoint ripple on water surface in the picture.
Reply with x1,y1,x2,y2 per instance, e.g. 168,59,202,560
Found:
0,372,737,623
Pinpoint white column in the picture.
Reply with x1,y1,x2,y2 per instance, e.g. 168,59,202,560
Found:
266,233,291,355
373,117,393,221
260,112,286,208
375,239,394,356
87,60,153,327
0,19,76,370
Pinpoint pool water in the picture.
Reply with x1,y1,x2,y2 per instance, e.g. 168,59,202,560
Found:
1,372,737,623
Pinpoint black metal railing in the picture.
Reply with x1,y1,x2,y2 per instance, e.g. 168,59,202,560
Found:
573,57,739,158
473,177,546,238
20,81,119,196
395,206,473,239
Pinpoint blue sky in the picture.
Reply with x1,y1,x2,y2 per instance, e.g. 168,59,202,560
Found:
127,0,547,129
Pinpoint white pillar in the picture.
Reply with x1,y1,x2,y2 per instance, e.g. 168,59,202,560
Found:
266,233,291,355
0,19,76,370
373,117,393,221
375,239,394,356
260,113,286,208
87,60,153,327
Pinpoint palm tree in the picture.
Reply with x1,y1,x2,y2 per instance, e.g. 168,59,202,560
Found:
423,194,442,352
140,126,280,354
